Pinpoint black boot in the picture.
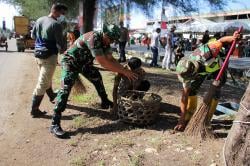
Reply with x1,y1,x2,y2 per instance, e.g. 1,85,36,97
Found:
50,112,66,138
92,79,113,109
46,87,57,103
101,97,113,109
31,95,47,118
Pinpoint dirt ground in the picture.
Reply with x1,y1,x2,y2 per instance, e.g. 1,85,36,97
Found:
0,39,247,166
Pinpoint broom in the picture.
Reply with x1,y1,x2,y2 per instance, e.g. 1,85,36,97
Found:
71,65,106,95
72,75,87,95
185,26,243,140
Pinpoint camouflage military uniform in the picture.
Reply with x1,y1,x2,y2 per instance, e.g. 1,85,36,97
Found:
177,41,227,97
53,31,112,115
50,24,122,138
176,40,228,123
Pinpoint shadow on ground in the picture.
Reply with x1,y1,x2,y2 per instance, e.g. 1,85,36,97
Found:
65,102,180,136
37,113,82,120
0,50,16,53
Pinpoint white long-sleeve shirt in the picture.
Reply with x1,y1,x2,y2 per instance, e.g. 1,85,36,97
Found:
150,31,160,48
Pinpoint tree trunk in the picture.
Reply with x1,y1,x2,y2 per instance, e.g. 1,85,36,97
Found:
79,0,97,33
224,83,250,166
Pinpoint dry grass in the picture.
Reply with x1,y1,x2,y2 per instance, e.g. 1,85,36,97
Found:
51,61,244,166
69,155,86,166
53,65,115,104
128,152,145,166
109,136,135,148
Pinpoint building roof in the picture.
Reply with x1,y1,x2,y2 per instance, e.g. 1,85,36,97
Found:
168,9,250,21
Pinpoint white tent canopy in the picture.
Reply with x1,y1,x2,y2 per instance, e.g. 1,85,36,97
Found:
177,18,217,33
209,21,250,33
177,18,250,33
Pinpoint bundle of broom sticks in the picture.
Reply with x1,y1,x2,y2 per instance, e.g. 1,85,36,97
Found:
71,66,108,95
72,75,87,95
185,26,243,140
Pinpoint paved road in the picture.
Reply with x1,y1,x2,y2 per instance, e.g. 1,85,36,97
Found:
0,39,33,134
0,39,68,165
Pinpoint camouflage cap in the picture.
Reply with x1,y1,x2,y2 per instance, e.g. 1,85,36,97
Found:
103,24,121,41
176,58,199,83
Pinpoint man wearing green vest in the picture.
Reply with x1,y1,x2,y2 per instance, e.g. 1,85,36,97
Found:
174,32,240,131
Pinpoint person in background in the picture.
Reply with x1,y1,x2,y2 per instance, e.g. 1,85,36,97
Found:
209,32,221,43
67,31,76,47
30,3,68,117
146,34,151,50
201,30,210,45
150,28,161,67
142,34,151,50
57,13,68,51
118,21,129,63
174,38,185,66
67,25,81,47
162,25,176,70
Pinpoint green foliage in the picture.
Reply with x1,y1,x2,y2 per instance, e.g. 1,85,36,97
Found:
3,0,229,20
3,0,50,20
102,0,230,16
3,0,79,20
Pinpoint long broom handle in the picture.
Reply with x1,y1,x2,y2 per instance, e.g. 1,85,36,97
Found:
215,26,243,81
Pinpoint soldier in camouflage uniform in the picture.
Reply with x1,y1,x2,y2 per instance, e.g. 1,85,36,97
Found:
50,24,137,138
174,32,240,131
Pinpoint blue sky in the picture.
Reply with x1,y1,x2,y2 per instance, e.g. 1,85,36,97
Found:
0,2,18,29
0,0,249,29
130,0,250,28
198,0,250,13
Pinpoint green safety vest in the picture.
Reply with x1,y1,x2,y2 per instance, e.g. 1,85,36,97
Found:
198,56,221,75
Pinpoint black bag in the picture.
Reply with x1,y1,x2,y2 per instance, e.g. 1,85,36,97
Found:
34,47,54,59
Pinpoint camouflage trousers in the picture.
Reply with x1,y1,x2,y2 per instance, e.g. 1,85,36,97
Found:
53,56,108,114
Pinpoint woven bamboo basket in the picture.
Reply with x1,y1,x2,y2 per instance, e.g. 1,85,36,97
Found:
118,90,162,125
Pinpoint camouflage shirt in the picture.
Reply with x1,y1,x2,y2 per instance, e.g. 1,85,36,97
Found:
64,31,112,68
181,40,223,88
189,40,222,64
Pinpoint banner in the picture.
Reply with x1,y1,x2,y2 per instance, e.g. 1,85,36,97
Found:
161,8,167,29
104,5,120,25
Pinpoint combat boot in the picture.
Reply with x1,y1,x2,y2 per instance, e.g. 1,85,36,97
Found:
206,98,219,124
30,95,47,118
46,87,57,103
50,112,66,138
184,95,198,122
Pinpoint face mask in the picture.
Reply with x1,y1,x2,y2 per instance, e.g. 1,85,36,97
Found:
57,15,66,23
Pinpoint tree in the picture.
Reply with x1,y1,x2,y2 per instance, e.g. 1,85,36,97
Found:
223,82,250,166
79,0,230,33
2,0,230,32
1,0,79,20
79,0,97,33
